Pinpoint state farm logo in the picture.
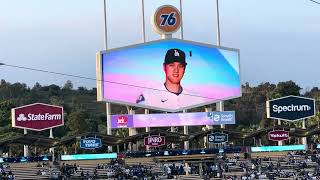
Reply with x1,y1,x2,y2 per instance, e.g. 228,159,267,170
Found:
117,116,128,127
16,113,62,121
17,114,27,121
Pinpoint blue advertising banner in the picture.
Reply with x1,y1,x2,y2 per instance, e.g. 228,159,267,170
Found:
80,138,102,149
208,132,228,144
266,95,315,121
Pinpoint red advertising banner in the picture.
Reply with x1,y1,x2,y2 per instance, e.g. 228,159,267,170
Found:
11,103,64,131
268,130,289,141
144,135,165,147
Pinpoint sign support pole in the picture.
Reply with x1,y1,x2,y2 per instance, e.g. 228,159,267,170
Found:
103,0,113,152
302,119,307,146
205,108,213,148
128,109,137,151
49,128,55,162
179,0,184,40
215,0,225,130
183,109,189,150
23,128,28,157
141,0,150,151
106,103,112,152
145,109,150,151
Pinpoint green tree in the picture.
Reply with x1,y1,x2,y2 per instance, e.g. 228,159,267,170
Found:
0,100,15,127
275,80,301,96
62,80,73,90
66,111,89,134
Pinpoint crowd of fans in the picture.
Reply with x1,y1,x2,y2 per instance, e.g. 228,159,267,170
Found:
58,158,158,180
157,150,320,179
2,148,320,179
0,163,15,180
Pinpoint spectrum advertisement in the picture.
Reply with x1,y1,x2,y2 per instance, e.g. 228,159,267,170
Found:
96,39,241,112
266,95,315,121
111,111,235,128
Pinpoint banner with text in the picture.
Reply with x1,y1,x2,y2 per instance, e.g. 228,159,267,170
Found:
208,132,229,144
111,111,235,128
80,138,102,149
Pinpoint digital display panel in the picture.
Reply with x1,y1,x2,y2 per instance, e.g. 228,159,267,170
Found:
61,153,117,161
251,145,306,152
97,39,241,112
111,111,235,128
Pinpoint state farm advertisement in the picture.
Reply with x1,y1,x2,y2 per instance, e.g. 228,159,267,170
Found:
11,103,64,131
268,130,289,141
144,135,165,147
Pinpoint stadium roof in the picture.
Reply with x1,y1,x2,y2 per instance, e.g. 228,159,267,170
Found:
0,134,59,148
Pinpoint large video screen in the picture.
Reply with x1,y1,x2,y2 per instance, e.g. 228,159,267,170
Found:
97,39,241,112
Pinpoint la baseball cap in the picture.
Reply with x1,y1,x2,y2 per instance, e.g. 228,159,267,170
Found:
164,48,187,65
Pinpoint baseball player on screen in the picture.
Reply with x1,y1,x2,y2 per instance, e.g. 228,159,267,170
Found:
136,48,205,109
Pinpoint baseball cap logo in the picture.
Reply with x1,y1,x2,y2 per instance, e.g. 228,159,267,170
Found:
117,116,128,126
174,50,180,57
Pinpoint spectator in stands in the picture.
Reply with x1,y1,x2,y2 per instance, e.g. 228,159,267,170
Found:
94,168,97,177
42,169,46,175
224,163,229,173
1,171,6,179
73,163,77,171
80,170,84,179
166,166,171,178
267,162,274,172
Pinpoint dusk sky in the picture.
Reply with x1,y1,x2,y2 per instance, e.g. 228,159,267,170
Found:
0,0,319,90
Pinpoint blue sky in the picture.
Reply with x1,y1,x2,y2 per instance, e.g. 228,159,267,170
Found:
0,0,319,89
